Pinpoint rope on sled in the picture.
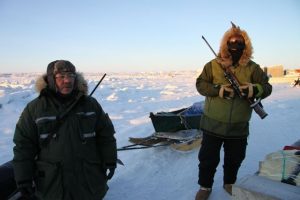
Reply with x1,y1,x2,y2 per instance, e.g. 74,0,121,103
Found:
179,115,192,130
280,150,287,180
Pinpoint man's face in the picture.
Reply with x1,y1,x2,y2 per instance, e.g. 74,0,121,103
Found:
54,72,76,95
227,34,245,51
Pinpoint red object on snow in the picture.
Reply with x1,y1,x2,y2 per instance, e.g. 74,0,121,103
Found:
283,146,300,150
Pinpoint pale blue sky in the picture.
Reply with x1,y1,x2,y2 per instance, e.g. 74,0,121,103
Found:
0,0,299,73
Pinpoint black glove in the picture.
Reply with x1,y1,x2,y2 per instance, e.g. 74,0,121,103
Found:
103,163,116,180
17,180,36,200
239,83,263,98
18,186,37,200
106,168,115,180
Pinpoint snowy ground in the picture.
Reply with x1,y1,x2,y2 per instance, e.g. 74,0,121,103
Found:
0,71,299,200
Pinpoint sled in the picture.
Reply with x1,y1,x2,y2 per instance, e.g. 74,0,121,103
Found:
258,147,300,186
119,102,204,152
149,102,203,132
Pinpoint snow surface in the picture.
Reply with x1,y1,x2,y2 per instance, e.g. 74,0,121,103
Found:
0,71,299,200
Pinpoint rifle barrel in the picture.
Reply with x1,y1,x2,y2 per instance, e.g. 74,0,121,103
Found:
202,36,218,57
89,73,107,96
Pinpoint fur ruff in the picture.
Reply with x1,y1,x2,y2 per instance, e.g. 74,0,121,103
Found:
35,72,88,95
217,25,253,68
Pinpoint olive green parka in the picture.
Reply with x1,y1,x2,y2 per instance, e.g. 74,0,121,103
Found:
196,25,272,138
12,73,117,200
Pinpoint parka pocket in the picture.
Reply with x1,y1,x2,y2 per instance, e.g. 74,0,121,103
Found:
35,161,63,199
83,159,108,198
35,116,58,144
76,112,97,142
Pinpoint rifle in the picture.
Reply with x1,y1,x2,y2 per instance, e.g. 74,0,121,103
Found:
90,73,107,96
201,36,268,119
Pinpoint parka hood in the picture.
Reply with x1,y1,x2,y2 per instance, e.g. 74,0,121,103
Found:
35,72,88,95
217,22,253,68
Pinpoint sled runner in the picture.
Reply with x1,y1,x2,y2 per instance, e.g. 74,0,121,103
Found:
170,136,202,152
118,129,202,152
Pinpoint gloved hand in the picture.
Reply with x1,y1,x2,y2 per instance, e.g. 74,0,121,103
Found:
219,84,234,99
239,83,254,98
18,182,37,200
105,168,115,180
103,163,116,180
239,83,263,98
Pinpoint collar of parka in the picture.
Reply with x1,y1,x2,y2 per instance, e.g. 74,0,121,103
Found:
217,24,253,68
35,72,88,95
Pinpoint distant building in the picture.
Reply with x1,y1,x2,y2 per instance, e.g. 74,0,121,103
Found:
285,69,300,76
265,65,284,77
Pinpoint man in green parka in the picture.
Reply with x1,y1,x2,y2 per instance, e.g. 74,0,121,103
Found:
12,60,117,200
195,23,272,200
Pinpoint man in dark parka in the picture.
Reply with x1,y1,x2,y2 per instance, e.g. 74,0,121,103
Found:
12,60,117,200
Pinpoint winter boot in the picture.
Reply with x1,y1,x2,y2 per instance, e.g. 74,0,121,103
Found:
195,187,211,200
223,184,233,195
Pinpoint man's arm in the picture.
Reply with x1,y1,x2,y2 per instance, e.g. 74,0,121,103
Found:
12,105,39,196
196,61,220,97
94,101,117,179
251,65,272,99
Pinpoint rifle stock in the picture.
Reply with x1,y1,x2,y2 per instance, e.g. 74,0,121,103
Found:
201,36,268,119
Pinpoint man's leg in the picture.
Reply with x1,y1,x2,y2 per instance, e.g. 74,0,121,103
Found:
198,132,223,188
223,138,247,185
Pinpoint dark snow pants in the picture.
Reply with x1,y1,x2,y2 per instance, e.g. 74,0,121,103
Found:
198,132,247,188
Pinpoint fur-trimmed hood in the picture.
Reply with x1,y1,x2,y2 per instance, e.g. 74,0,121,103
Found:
35,72,88,95
217,23,253,68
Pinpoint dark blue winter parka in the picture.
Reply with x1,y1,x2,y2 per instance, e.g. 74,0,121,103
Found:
12,73,117,200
